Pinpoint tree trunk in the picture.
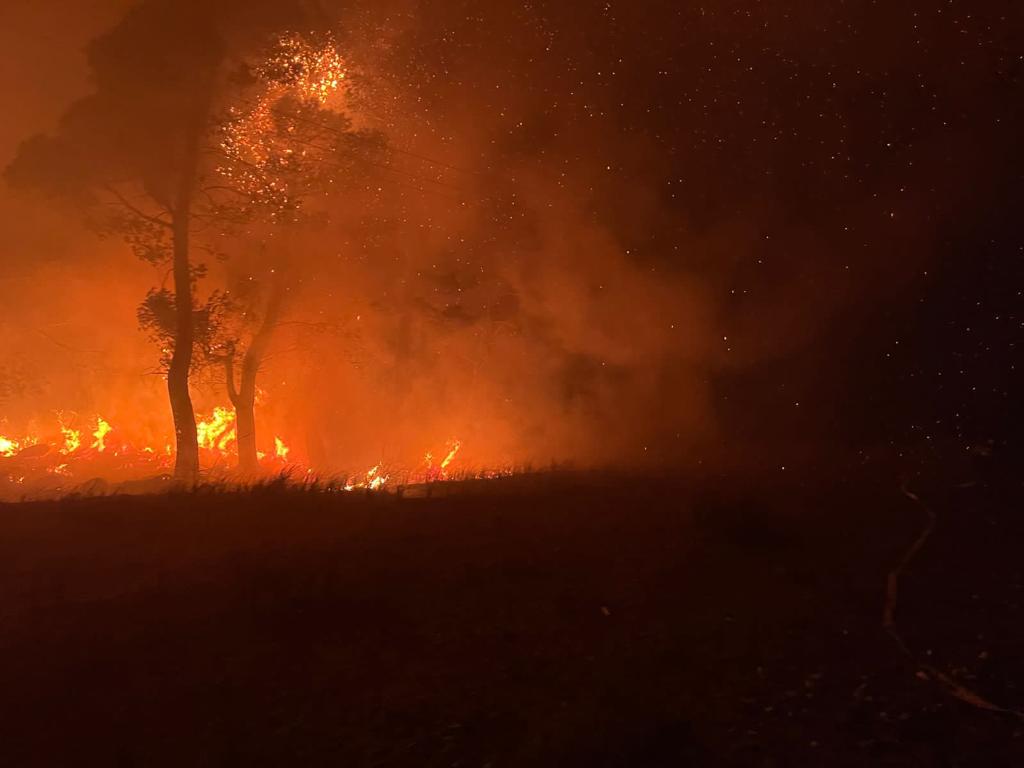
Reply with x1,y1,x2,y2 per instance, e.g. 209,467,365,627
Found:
227,283,284,472
233,388,259,472
168,211,199,479
166,92,213,480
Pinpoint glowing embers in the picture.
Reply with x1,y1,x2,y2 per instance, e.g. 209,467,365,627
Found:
255,33,346,106
216,32,346,208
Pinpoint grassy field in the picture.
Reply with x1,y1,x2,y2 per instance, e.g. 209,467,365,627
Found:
1,469,1021,766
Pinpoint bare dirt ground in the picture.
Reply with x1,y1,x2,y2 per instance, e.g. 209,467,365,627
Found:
1,467,1022,766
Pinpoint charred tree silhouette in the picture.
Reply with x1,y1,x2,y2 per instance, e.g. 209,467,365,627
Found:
166,86,217,477
225,279,284,472
211,32,387,472
4,0,316,479
4,10,223,476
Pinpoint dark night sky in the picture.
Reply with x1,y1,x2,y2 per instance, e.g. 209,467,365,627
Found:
0,0,1021,471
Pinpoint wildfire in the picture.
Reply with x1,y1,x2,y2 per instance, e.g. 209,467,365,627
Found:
217,32,346,207
92,417,112,452
274,436,290,460
0,435,20,457
196,406,236,452
367,466,387,490
422,439,463,482
256,33,345,106
59,417,80,455
343,463,389,492
441,439,462,470
0,404,501,497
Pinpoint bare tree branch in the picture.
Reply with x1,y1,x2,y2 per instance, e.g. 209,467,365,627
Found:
102,184,174,229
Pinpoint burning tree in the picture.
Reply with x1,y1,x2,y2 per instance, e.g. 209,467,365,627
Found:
135,264,234,384
3,2,324,479
213,32,386,472
4,6,222,477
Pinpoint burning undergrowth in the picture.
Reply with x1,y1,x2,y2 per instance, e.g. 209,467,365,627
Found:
0,404,518,500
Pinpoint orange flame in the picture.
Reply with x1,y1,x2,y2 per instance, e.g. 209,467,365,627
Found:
0,405,504,495
274,436,290,460
196,406,236,452
343,463,389,492
58,417,80,455
440,439,462,470
422,438,463,481
91,417,112,452
0,435,20,457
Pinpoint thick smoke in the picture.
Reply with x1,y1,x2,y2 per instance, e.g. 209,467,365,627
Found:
0,0,1020,475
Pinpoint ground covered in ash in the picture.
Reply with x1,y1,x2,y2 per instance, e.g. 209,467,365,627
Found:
1,468,1022,766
